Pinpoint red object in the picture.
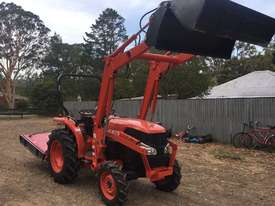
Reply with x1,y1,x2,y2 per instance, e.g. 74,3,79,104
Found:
0,95,5,106
20,133,50,158
108,117,166,134
18,2,275,205
19,24,183,201
20,25,183,183
234,122,275,148
100,172,117,200
53,117,86,158
50,140,64,173
139,53,194,120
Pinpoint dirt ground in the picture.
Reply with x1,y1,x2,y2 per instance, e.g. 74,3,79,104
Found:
0,117,275,206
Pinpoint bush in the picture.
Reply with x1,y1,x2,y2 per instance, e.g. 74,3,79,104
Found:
30,80,60,115
15,99,29,110
0,100,7,110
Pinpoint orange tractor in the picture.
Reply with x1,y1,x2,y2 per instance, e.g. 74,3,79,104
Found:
20,0,275,205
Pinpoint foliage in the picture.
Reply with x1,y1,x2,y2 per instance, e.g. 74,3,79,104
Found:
0,2,49,108
30,80,60,115
160,57,213,99
40,34,101,103
61,77,100,101
131,61,149,97
113,60,148,99
43,34,94,77
210,41,275,84
3,4,275,114
15,99,29,110
84,8,127,58
210,148,243,161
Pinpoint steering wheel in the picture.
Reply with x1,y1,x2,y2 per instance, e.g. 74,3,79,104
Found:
79,109,96,117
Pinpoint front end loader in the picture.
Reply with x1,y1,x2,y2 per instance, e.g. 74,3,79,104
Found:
20,0,275,205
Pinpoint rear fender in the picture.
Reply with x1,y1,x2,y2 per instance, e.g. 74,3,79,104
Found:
53,117,86,158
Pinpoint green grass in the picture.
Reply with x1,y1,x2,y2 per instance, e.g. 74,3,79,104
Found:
260,147,275,153
211,149,243,161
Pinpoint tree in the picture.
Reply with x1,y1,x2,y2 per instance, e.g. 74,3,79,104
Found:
43,34,93,77
233,41,257,59
42,34,63,76
268,36,275,65
209,41,262,84
41,34,101,103
0,2,49,108
30,80,60,115
84,8,127,58
83,8,128,100
160,57,213,99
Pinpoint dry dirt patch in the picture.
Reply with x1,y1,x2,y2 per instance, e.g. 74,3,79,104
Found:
0,117,274,206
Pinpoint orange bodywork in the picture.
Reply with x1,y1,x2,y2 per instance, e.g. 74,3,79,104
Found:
139,53,194,120
53,117,86,158
51,25,186,181
108,117,166,134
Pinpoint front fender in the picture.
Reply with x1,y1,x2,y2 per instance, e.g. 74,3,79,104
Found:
53,117,86,158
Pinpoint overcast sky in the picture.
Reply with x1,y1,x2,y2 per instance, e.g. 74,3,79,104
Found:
4,0,275,44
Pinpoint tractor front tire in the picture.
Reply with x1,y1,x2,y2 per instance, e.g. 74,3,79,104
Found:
47,129,79,184
98,161,128,206
153,160,182,192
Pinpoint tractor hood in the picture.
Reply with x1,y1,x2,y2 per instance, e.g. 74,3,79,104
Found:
108,117,166,134
146,0,275,59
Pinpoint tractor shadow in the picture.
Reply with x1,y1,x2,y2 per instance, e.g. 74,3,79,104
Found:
127,180,190,206
24,160,192,206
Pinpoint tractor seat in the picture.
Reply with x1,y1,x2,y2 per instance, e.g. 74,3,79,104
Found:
77,109,96,137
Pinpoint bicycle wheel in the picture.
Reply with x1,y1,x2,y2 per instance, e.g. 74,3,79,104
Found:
232,132,244,148
240,133,254,149
266,134,275,148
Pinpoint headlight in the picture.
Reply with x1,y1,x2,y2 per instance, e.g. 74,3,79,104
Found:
164,143,171,154
139,142,157,155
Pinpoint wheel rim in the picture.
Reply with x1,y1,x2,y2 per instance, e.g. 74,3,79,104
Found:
100,172,117,201
50,140,64,173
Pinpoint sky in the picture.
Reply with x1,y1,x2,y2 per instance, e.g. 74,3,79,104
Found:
4,0,275,44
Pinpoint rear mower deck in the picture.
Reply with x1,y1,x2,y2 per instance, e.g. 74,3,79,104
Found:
19,133,49,160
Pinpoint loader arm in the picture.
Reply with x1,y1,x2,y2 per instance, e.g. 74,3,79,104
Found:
92,26,197,169
138,53,194,120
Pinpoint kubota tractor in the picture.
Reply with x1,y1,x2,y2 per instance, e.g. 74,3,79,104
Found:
20,0,275,205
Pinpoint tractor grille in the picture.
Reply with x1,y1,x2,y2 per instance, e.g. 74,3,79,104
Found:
124,128,170,155
148,154,170,168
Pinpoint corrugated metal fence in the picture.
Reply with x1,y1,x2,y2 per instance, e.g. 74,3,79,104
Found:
64,98,275,143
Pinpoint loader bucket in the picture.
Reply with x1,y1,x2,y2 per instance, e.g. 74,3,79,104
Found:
146,4,235,59
146,0,275,59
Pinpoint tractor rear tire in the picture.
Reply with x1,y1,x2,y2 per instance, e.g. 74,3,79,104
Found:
47,129,80,184
153,160,181,192
98,161,128,206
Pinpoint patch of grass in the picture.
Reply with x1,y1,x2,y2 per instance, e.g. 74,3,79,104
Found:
260,147,275,154
211,149,243,161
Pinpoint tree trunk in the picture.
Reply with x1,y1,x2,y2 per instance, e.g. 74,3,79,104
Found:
3,77,15,109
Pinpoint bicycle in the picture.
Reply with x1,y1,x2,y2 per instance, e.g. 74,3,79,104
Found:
175,125,194,141
176,126,212,144
232,121,275,149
